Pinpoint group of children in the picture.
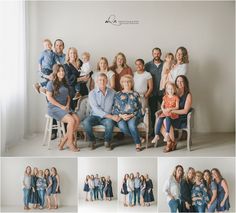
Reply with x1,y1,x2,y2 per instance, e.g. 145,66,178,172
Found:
121,172,154,207
83,174,113,202
22,166,60,210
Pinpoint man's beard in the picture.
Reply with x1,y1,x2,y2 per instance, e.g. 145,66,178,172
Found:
153,57,160,62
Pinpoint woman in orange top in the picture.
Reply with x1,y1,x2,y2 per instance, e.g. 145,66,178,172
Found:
110,52,133,91
152,82,179,151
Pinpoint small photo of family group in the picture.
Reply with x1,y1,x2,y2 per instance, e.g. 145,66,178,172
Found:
118,157,157,212
78,157,117,212
158,157,235,213
1,158,77,212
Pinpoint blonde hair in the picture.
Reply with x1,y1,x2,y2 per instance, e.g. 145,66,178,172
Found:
38,170,44,177
184,167,195,183
172,165,184,179
195,171,203,180
110,52,129,70
120,74,134,89
97,57,109,71
82,51,90,59
165,52,174,61
43,39,52,46
165,81,177,95
66,47,81,68
175,46,189,64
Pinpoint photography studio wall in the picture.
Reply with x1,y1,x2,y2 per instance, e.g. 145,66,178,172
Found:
158,157,235,212
1,158,78,207
25,0,235,140
78,157,118,200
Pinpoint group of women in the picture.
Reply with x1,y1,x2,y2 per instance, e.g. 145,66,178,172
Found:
45,43,191,152
22,166,60,210
163,165,230,213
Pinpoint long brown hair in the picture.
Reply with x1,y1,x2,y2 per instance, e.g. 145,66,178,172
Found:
52,64,69,97
110,52,129,71
175,75,190,96
175,46,189,64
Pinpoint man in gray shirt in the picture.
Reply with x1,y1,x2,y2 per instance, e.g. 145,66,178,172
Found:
134,172,141,206
83,73,120,150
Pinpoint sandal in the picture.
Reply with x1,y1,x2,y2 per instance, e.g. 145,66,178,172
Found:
136,146,141,152
54,205,58,209
171,141,177,151
67,143,80,152
58,138,67,150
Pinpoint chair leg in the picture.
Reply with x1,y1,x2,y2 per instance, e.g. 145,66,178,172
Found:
146,131,148,149
47,118,53,150
187,130,191,151
84,132,87,142
57,121,62,139
43,117,49,146
177,130,183,141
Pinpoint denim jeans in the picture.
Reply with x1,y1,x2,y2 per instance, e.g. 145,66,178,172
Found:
128,191,133,205
134,188,140,205
156,116,172,135
99,188,104,200
83,116,115,142
207,199,217,212
90,188,94,200
94,186,99,200
194,204,206,213
23,188,31,207
117,117,141,144
38,190,46,207
168,199,181,213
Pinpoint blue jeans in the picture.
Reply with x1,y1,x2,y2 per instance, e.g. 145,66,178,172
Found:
128,191,133,205
94,186,99,200
207,199,217,212
38,190,46,207
194,204,206,213
90,188,94,200
83,116,115,143
99,188,104,200
23,188,31,207
168,199,181,213
117,117,141,144
156,116,172,135
40,68,52,88
134,188,140,205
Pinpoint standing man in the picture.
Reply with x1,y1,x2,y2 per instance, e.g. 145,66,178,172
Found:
134,172,141,206
83,73,119,150
94,174,99,200
145,47,164,136
54,39,66,64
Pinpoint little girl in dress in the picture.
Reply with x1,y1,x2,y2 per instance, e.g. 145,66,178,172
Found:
152,82,179,144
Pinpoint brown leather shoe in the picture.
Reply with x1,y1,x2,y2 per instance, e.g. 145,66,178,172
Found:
163,141,172,153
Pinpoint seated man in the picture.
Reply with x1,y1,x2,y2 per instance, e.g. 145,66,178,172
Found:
82,73,119,150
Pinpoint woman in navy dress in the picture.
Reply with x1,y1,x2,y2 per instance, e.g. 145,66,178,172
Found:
105,176,113,201
83,175,90,201
140,175,146,206
211,168,230,212
51,167,60,209
144,174,154,206
30,167,39,209
44,169,53,209
46,64,80,152
121,174,129,206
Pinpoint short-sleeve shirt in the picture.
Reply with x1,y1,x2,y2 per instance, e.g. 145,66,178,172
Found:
46,81,69,108
133,71,152,95
92,70,115,88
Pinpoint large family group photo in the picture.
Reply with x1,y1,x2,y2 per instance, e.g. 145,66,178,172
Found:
35,38,192,153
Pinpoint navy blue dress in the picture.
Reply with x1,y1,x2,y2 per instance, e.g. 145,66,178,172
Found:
105,180,113,198
30,175,39,204
121,180,128,195
46,176,52,196
216,179,230,211
144,179,154,202
51,175,61,194
83,181,90,192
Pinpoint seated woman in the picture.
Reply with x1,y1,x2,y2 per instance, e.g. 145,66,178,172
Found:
154,75,192,152
46,64,80,152
112,74,144,152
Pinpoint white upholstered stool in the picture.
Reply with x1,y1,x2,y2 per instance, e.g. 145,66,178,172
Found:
43,114,66,149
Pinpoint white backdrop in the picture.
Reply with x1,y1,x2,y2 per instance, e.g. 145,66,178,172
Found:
1,158,78,206
26,1,235,136
158,157,235,212
78,157,117,200
118,157,157,205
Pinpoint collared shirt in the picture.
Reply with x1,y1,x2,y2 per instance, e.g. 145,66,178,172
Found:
94,178,99,187
145,60,163,96
89,87,115,118
163,175,181,203
55,53,66,64
38,49,57,70
134,177,141,189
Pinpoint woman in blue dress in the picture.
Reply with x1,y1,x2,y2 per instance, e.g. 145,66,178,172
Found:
44,169,53,209
203,170,217,212
105,176,113,201
211,168,230,212
30,167,39,209
112,74,144,152
121,174,129,206
83,175,90,201
46,64,80,152
144,174,154,206
51,167,61,209
140,175,146,206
